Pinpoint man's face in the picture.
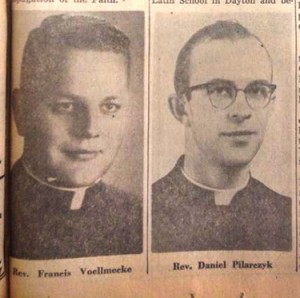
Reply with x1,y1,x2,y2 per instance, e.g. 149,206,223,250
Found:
22,49,129,187
184,37,274,168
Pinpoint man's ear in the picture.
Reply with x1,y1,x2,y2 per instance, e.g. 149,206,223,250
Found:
12,89,27,137
168,94,190,126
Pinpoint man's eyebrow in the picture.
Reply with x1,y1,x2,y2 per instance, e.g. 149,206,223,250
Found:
56,94,121,101
248,79,272,85
188,78,235,90
206,78,235,85
202,79,273,87
56,93,84,101
103,96,119,101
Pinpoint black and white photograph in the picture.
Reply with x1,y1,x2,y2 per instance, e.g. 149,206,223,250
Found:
10,11,144,259
4,1,300,297
151,13,293,253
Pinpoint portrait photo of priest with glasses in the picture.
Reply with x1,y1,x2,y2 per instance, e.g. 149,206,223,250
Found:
152,19,292,253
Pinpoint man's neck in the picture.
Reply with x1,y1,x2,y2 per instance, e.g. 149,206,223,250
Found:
21,154,102,190
183,154,250,190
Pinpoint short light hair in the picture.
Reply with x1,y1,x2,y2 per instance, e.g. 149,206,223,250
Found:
20,14,130,98
174,20,271,97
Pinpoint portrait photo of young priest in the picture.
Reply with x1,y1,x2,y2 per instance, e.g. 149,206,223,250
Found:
11,12,144,259
152,19,292,253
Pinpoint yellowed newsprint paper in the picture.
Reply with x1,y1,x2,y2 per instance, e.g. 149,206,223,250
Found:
9,0,300,296
0,0,7,297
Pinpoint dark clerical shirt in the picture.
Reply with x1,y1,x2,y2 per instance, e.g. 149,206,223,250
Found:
152,157,291,253
10,160,143,259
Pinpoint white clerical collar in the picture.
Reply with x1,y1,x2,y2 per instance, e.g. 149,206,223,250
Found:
181,167,250,206
22,160,101,210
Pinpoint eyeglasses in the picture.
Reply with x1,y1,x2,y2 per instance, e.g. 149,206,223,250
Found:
185,80,276,110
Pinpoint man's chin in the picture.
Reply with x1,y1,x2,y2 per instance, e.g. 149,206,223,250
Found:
55,171,105,188
218,145,260,167
219,156,254,169
45,154,118,187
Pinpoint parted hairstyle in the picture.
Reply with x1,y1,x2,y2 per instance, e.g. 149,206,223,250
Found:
20,14,131,98
174,20,272,98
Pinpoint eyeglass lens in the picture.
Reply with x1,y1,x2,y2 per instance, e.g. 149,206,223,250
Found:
198,81,275,110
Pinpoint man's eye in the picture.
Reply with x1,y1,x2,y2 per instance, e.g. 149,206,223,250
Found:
51,101,76,114
100,103,121,114
247,85,268,98
208,85,233,98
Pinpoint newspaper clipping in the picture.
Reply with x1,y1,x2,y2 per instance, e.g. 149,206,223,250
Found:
9,0,300,297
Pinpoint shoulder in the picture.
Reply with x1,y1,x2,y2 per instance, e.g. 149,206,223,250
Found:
244,177,292,221
11,159,26,181
11,160,38,195
152,158,185,196
152,160,191,217
248,177,291,206
246,177,292,250
152,170,179,193
100,183,142,221
100,184,143,254
152,168,183,210
103,184,142,207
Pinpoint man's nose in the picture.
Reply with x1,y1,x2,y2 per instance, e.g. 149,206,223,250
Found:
73,108,102,139
227,90,252,123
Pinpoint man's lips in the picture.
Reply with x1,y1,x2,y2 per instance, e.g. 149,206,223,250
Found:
63,149,103,161
220,130,257,137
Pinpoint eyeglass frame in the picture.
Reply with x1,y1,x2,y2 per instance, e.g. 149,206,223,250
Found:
184,80,277,110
